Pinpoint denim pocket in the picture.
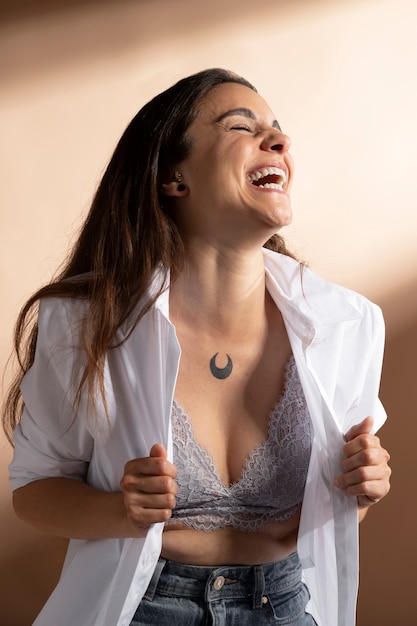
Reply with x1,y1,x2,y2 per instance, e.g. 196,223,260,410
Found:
265,580,316,625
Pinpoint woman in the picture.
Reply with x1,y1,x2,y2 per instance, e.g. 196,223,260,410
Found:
3,69,391,626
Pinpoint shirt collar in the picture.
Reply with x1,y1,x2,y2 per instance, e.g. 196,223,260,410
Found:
152,251,362,333
263,248,362,342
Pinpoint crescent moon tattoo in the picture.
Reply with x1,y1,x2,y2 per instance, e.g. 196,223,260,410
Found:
209,353,233,379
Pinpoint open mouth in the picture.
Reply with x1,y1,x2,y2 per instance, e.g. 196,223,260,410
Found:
246,166,287,191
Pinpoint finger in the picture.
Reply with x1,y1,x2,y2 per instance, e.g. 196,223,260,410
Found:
126,503,175,529
344,416,374,443
148,444,177,479
335,460,391,491
342,433,382,458
150,443,167,459
343,476,391,501
123,455,177,480
122,474,178,496
123,484,178,529
341,445,387,473
125,490,177,511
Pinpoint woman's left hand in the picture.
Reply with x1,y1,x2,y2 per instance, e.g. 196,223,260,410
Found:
334,416,391,510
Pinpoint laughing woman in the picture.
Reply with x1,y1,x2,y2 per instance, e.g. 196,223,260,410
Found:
3,69,391,626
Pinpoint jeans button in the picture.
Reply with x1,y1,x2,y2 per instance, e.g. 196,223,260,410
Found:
213,575,225,590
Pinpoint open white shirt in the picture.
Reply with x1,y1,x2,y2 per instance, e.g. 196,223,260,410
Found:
9,249,387,626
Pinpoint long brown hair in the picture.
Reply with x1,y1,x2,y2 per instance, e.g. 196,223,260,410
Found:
2,68,297,444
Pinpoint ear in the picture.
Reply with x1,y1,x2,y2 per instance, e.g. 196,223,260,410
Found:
161,180,188,197
161,171,188,197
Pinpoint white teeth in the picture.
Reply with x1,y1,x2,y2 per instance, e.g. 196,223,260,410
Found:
258,182,284,190
246,166,287,186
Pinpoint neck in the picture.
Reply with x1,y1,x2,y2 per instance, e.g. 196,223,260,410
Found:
170,243,269,340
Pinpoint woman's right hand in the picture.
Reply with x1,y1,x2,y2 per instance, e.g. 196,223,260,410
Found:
120,443,178,530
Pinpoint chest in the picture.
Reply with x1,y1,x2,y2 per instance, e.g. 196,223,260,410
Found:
170,356,313,530
173,328,293,486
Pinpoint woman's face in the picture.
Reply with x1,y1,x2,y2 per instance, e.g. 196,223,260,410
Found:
169,82,294,246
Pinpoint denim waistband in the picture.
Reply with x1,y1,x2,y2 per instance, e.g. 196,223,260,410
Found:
145,552,302,610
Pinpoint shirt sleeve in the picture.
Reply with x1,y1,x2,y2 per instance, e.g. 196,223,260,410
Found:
9,298,94,491
343,300,387,435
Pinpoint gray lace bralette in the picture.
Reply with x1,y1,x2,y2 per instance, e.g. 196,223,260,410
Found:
167,355,312,533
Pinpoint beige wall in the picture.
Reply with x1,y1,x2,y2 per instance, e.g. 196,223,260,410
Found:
1,0,416,624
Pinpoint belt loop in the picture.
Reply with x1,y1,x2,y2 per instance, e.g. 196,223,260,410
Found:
143,558,166,601
252,565,266,609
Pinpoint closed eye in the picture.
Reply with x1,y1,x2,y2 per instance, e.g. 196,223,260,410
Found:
231,125,253,132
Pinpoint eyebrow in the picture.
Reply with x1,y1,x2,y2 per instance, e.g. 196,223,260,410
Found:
215,107,281,130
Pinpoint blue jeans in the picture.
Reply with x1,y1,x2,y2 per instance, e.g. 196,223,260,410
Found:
130,552,317,625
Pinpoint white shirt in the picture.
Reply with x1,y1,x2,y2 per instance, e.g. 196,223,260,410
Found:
9,249,387,626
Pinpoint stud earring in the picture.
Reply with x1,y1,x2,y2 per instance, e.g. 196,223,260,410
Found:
175,172,186,192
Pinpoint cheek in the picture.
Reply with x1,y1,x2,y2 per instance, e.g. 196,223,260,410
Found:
285,155,295,187
183,146,247,194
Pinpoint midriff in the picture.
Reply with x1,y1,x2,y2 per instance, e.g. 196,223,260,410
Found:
161,508,300,566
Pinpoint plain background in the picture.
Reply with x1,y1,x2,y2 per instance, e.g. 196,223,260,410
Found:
1,0,416,624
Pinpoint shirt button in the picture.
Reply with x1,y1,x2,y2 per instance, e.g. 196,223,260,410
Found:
213,575,225,590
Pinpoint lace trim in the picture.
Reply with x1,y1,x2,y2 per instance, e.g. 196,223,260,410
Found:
168,355,312,532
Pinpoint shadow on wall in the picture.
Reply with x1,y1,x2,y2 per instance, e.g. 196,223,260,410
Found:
0,502,68,626
357,276,417,626
0,0,117,23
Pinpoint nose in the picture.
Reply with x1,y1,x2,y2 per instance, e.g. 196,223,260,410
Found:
261,129,291,154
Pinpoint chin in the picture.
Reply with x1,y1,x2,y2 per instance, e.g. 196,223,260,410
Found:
266,209,293,230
